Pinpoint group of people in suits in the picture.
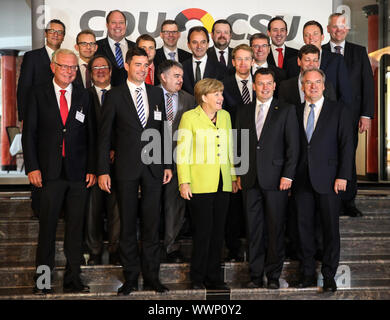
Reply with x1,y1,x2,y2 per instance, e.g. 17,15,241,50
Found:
17,9,373,295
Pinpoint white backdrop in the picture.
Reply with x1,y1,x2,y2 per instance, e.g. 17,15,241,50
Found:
43,0,333,52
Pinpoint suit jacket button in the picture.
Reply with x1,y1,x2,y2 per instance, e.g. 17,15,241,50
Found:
257,146,260,150
63,128,66,132
217,153,220,157
216,135,220,138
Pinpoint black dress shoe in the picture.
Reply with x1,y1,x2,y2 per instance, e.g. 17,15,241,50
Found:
344,206,363,217
33,285,53,295
191,282,206,290
205,281,230,290
323,278,337,292
297,275,317,288
117,281,138,296
109,252,121,265
144,280,169,293
167,250,184,263
267,279,280,289
246,280,264,289
63,278,90,293
88,254,102,266
224,254,244,262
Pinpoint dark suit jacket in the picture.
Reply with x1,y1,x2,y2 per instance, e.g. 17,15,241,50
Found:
222,74,255,127
154,47,192,67
267,45,298,72
294,98,354,194
207,46,233,70
95,38,135,86
285,49,352,105
17,47,53,121
22,82,96,182
181,56,226,95
322,41,374,120
98,84,169,181
278,76,337,106
235,98,300,190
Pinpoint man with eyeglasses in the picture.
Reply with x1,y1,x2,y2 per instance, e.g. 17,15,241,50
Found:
83,55,121,266
22,49,97,294
207,20,234,72
293,68,353,292
266,17,298,72
74,30,98,88
249,33,286,96
17,19,66,219
322,13,374,218
96,10,135,86
154,20,191,69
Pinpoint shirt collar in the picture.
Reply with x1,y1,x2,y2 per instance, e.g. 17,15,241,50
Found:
235,73,251,82
45,45,55,61
330,40,346,51
94,84,111,91
108,36,127,46
162,86,178,97
306,96,324,109
163,46,178,56
53,78,72,94
256,97,273,108
127,79,146,92
192,54,208,63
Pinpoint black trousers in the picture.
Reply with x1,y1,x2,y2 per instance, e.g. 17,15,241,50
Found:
243,180,288,281
116,166,162,284
36,177,88,284
188,179,230,284
225,190,245,257
84,183,120,255
163,172,186,254
294,177,341,279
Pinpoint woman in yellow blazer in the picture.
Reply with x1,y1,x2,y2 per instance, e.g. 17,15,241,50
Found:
176,78,238,290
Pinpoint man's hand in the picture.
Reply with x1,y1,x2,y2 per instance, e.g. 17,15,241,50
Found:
86,174,96,188
98,174,111,193
163,169,173,184
359,117,371,133
236,176,242,190
180,183,192,200
279,177,292,191
28,170,42,188
334,178,347,194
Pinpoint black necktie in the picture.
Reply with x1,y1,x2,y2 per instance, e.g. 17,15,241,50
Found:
100,89,107,105
219,51,226,66
195,61,202,83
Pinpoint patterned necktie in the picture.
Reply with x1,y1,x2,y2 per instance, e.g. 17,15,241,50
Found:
100,89,107,105
241,80,251,104
219,51,226,66
59,90,69,157
166,93,174,123
256,103,266,140
334,45,342,55
115,42,124,68
135,87,146,128
276,48,284,68
83,64,91,88
306,103,315,142
195,61,202,83
168,52,176,61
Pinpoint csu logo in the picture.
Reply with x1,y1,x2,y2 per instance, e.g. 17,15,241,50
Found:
175,8,215,33
80,8,300,41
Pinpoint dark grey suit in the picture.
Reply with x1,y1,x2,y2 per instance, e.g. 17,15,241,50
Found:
161,88,196,254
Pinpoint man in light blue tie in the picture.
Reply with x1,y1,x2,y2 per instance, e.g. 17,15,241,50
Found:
97,47,173,295
293,68,354,293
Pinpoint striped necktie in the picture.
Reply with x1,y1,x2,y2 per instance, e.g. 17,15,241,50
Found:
135,87,146,128
241,80,251,104
115,42,124,68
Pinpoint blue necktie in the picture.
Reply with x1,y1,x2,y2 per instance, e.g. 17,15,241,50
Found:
100,89,107,105
306,103,315,142
136,87,146,128
168,52,176,61
115,42,124,68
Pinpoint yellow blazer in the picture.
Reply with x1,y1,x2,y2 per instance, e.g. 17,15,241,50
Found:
176,105,236,193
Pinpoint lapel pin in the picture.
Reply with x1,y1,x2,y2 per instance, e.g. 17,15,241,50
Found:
275,106,278,110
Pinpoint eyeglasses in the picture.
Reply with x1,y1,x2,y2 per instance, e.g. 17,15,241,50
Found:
234,57,253,63
161,31,179,35
304,80,323,86
55,62,78,71
92,65,110,71
77,42,97,47
46,29,65,36
252,44,270,50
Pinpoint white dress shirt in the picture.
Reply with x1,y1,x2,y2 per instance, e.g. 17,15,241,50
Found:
298,72,305,103
94,84,111,106
252,62,268,75
235,73,253,101
330,40,346,55
214,46,229,66
53,79,72,111
304,96,325,131
45,45,55,61
108,36,128,62
127,80,149,121
192,54,208,80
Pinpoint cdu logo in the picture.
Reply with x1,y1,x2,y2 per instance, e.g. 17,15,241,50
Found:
175,8,215,33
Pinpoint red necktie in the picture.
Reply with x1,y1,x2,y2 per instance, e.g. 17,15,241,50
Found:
276,48,284,68
59,90,69,157
145,66,153,85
